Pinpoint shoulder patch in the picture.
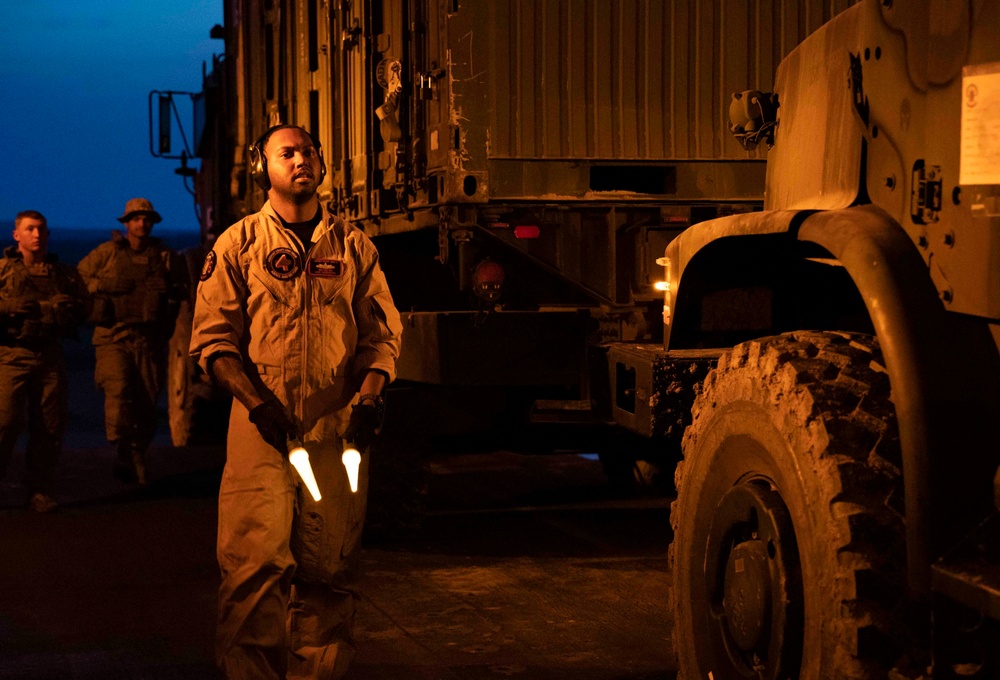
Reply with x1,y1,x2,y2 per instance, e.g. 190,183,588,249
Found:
265,247,301,281
307,258,344,278
200,250,217,282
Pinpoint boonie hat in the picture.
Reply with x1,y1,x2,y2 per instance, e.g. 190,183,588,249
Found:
117,197,162,224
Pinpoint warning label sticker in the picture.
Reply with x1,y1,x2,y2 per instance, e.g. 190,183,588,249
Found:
961,61,1000,185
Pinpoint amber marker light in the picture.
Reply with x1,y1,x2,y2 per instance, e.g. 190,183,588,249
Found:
342,448,361,493
656,256,673,326
288,439,322,501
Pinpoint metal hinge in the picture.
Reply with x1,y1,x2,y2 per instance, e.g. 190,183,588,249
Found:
911,160,942,225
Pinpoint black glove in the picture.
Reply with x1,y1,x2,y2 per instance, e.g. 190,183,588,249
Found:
248,400,299,454
343,400,382,451
50,294,82,326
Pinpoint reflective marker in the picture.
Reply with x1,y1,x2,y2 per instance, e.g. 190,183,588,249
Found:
288,443,322,501
342,448,361,493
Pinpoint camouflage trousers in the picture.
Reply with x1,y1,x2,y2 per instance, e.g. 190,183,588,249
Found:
216,400,368,680
94,334,165,450
0,343,67,496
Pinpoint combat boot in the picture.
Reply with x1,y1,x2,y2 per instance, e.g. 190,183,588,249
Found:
29,493,58,513
113,440,138,483
132,447,148,486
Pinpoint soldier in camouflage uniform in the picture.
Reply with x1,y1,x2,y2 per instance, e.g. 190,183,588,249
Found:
77,198,189,485
0,210,87,513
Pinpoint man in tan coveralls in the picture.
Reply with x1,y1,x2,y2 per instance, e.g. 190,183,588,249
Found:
189,124,402,679
0,211,87,512
78,198,188,484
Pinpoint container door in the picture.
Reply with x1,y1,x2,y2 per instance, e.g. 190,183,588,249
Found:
371,0,407,216
338,0,374,220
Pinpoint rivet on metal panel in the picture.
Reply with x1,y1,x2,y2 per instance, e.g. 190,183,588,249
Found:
885,175,896,190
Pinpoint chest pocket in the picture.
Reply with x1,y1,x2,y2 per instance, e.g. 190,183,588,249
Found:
4,265,66,339
8,266,51,302
305,257,352,306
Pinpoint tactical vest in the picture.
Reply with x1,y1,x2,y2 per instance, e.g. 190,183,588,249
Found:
118,247,169,324
93,244,172,327
0,258,78,341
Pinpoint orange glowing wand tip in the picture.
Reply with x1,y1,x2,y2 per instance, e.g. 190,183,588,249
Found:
342,447,361,493
288,439,322,501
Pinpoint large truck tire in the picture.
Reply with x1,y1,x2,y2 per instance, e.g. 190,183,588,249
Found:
670,331,909,679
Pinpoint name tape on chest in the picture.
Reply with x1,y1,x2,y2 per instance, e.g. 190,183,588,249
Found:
307,258,344,278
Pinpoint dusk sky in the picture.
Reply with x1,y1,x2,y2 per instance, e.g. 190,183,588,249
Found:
1,0,222,233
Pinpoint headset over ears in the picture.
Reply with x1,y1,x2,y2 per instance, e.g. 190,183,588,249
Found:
248,124,327,191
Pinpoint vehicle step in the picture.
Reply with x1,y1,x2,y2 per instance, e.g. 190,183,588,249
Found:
932,511,1000,620
529,399,608,425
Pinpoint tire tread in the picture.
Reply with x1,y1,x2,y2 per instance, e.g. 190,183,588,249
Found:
670,331,910,679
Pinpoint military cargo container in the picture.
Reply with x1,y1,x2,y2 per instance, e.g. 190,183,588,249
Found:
175,1,857,471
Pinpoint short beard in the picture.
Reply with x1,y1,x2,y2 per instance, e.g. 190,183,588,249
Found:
286,179,319,203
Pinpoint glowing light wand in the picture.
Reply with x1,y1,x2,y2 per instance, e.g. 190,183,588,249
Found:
287,438,322,501
342,446,361,493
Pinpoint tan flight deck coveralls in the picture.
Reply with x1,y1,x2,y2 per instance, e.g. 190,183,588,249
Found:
189,201,402,680
0,247,87,497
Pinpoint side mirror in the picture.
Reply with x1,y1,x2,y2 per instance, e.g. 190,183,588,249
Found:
728,90,778,152
148,90,198,159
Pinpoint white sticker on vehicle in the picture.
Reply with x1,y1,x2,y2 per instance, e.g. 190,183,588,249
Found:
961,61,1000,185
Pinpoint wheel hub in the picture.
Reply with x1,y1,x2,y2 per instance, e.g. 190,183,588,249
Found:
700,481,803,679
723,539,770,651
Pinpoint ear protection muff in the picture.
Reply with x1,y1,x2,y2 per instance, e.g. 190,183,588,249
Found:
249,124,326,192
248,129,272,191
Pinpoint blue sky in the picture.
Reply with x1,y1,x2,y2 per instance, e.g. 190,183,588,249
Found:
1,0,222,233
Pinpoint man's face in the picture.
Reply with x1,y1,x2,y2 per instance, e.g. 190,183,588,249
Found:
264,127,322,201
13,217,49,256
125,213,154,240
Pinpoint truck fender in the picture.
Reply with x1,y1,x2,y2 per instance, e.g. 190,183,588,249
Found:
798,205,1000,595
665,204,1000,596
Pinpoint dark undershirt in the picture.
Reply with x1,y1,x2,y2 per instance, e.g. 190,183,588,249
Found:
278,208,322,252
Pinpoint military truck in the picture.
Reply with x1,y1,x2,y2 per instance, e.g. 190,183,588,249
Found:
653,0,1000,677
157,0,1000,675
160,0,852,479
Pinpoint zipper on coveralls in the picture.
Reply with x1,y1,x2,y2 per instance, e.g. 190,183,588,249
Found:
286,228,310,424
